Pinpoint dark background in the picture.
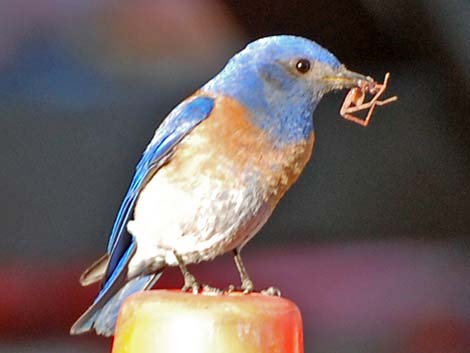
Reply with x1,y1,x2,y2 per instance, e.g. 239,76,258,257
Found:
1,1,469,352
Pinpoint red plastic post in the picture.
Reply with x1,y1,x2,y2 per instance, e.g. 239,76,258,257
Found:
111,290,303,353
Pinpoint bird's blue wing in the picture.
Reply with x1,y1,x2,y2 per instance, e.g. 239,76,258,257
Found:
71,95,215,336
104,95,215,281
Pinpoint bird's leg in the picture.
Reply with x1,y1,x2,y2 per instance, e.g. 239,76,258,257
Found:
173,251,199,294
233,249,254,293
173,251,222,294
231,249,282,296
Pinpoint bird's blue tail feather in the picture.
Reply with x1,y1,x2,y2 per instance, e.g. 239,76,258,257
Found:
94,274,161,336
70,242,163,336
70,273,161,336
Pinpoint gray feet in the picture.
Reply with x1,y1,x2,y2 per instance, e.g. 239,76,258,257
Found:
261,286,281,297
233,249,255,293
181,271,200,294
174,251,223,294
227,277,254,294
232,249,281,295
176,249,279,296
174,251,200,294
227,283,281,296
241,278,254,293
202,284,223,294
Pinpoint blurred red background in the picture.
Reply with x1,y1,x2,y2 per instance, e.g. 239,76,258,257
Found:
1,0,469,352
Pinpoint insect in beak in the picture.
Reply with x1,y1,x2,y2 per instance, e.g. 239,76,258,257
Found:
339,72,398,127
323,67,397,126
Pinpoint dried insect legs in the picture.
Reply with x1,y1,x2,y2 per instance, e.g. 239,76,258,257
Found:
340,73,397,127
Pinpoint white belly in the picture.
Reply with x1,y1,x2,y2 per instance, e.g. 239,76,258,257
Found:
127,170,270,268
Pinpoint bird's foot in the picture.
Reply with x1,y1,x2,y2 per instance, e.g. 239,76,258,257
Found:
226,283,280,296
226,279,255,294
261,286,281,297
201,284,223,295
241,278,255,294
181,273,200,294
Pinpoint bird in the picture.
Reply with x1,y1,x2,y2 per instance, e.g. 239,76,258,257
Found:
70,35,371,337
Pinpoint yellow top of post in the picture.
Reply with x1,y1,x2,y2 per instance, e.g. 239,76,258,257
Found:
112,290,303,353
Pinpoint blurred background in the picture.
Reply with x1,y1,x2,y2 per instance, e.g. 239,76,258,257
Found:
1,0,469,352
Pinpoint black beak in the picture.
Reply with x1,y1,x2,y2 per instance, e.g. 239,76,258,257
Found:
322,67,373,90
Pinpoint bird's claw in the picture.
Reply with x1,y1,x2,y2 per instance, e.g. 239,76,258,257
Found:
226,283,281,296
202,284,223,295
181,283,200,294
181,273,200,294
227,284,237,293
181,277,223,295
241,278,254,294
226,280,254,294
261,286,281,297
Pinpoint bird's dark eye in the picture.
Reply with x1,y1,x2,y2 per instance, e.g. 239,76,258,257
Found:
295,59,311,74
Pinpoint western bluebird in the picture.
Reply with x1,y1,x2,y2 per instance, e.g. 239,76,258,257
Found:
71,35,371,336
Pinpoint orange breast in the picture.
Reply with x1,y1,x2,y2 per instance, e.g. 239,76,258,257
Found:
159,95,315,206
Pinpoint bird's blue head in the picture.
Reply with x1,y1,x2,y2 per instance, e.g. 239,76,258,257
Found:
203,35,370,145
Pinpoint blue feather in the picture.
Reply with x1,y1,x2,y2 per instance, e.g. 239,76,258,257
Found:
94,274,162,336
72,35,353,337
104,95,214,280
203,35,339,145
70,95,214,336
